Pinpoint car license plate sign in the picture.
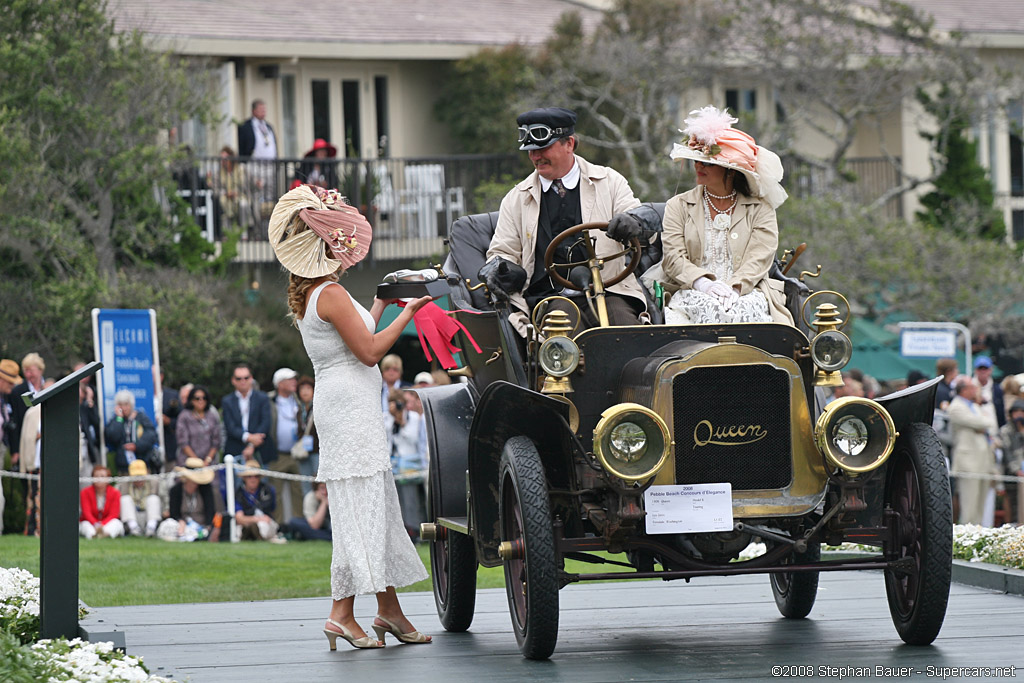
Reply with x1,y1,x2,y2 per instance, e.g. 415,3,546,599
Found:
643,483,733,534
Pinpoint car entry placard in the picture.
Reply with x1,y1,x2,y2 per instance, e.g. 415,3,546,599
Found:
643,483,733,534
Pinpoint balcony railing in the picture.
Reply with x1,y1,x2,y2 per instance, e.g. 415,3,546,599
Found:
172,153,905,264
173,154,525,264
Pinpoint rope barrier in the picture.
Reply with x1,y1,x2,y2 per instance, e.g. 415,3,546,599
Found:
0,461,428,484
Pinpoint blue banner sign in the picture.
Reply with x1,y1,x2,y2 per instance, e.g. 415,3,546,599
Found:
91,309,163,453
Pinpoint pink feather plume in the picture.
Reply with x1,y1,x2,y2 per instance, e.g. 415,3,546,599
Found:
682,106,737,147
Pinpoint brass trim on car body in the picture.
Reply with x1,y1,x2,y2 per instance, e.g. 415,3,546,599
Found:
649,343,828,517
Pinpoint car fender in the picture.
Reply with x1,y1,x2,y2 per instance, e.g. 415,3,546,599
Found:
876,376,940,433
468,380,576,567
418,383,476,519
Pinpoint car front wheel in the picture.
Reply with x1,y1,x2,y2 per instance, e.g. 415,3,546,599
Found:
499,436,559,660
884,423,952,645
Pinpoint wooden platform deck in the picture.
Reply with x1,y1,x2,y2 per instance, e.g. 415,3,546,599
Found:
89,571,1024,682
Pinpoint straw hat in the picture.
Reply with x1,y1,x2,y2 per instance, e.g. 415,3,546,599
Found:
128,460,149,477
174,457,214,485
268,184,372,277
240,460,263,477
0,359,21,384
669,105,788,209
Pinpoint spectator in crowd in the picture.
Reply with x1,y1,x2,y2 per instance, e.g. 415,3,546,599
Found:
380,354,407,413
119,460,166,537
160,371,182,473
9,352,46,471
1000,374,1023,424
209,145,257,231
285,480,332,541
105,390,160,475
847,368,878,399
176,385,221,467
234,460,283,542
295,376,319,496
973,356,1005,429
237,99,278,206
72,362,101,471
0,359,20,534
386,389,426,539
221,363,272,464
481,106,657,334
413,372,434,388
158,457,216,541
998,400,1024,525
934,358,958,411
19,400,41,536
79,465,124,539
268,367,304,524
430,368,451,386
948,376,999,525
295,139,339,190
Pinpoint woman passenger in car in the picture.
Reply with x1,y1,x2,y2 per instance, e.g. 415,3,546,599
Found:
654,106,792,325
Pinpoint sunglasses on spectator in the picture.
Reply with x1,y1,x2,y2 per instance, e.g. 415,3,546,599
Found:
233,375,251,381
518,123,570,146
193,395,207,401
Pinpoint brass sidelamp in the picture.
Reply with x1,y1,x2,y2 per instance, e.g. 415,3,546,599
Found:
802,294,853,388
538,309,579,394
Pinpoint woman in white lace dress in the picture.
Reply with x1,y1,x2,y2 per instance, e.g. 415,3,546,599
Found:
268,184,434,650
656,106,793,326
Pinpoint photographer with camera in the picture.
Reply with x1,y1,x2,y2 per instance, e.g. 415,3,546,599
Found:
998,400,1024,524
385,389,426,540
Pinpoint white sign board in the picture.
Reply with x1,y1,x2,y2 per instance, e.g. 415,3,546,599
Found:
900,330,957,358
644,483,733,534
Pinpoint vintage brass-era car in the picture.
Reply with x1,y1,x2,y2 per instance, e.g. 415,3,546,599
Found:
414,205,951,660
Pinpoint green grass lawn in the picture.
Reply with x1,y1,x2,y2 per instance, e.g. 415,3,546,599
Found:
0,535,637,607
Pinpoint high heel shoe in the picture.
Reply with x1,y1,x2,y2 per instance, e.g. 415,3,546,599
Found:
323,618,384,650
372,615,432,644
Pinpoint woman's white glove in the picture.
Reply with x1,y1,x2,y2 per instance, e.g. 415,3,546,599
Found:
694,277,738,311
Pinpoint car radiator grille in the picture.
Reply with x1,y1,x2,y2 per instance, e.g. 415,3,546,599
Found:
672,364,792,490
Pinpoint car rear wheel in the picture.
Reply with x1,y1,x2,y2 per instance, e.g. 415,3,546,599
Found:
884,423,952,645
500,436,559,660
769,541,820,618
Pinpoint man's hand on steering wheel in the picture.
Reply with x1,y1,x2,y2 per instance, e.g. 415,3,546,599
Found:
606,212,644,244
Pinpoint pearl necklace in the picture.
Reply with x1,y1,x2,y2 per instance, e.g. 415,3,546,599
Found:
704,187,737,201
703,187,737,232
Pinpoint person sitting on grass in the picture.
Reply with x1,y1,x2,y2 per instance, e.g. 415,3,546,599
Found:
284,480,332,541
79,466,124,539
118,460,167,537
157,457,216,541
235,460,284,542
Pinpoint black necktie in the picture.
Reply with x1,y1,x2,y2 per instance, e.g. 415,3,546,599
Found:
552,179,566,198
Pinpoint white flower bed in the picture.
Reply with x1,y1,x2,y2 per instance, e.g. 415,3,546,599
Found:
0,567,176,683
736,525,1024,569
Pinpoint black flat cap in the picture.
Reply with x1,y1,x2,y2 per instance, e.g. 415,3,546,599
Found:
516,107,576,150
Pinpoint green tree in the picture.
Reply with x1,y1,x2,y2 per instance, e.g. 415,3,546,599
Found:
0,0,221,286
434,45,537,154
916,90,1005,241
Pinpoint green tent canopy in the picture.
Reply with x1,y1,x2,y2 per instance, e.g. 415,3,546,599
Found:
846,317,966,382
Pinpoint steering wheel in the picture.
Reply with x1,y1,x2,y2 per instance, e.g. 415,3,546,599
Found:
542,221,641,291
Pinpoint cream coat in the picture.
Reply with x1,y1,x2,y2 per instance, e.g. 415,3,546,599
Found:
948,395,999,524
660,187,792,325
485,155,644,331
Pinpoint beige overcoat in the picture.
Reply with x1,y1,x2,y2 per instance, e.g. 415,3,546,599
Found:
660,187,792,325
485,155,645,331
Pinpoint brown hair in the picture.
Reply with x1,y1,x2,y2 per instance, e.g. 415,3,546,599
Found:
936,358,957,375
287,272,339,324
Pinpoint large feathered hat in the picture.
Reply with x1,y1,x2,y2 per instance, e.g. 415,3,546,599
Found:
669,105,788,209
268,184,372,277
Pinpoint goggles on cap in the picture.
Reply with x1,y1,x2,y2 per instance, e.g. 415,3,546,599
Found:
518,123,571,146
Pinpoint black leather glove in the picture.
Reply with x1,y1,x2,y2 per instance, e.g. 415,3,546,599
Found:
606,212,644,244
478,257,527,302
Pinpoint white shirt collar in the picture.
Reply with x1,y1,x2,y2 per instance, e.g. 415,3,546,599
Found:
539,161,580,193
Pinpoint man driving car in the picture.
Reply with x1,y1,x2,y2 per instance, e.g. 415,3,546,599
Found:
480,107,658,334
